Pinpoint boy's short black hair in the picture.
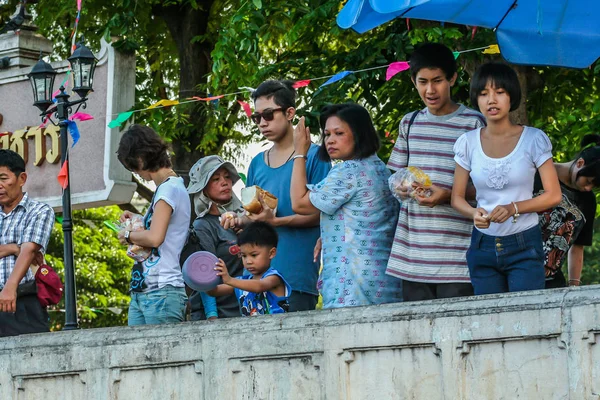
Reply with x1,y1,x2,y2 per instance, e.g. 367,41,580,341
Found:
575,134,600,186
117,124,172,172
409,43,457,81
251,80,296,110
470,62,522,112
0,149,25,176
237,221,278,249
317,103,380,162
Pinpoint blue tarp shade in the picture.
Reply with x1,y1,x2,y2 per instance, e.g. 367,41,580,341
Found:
337,0,600,68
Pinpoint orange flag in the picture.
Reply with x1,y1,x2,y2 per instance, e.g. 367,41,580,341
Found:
57,161,69,189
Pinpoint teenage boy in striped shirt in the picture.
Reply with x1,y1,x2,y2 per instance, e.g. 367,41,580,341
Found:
386,43,486,301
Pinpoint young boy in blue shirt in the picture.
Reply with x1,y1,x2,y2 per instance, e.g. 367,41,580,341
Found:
208,222,291,316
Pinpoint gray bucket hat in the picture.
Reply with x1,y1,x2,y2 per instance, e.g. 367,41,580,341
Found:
186,155,240,194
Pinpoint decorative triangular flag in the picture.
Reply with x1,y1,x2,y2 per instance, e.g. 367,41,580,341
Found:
66,120,80,147
453,51,460,60
386,61,410,81
319,71,353,88
57,160,69,189
148,99,179,109
108,111,134,128
293,80,311,89
237,100,252,117
70,112,94,121
482,44,500,54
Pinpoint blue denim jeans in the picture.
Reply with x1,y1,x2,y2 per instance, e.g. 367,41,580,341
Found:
466,225,545,295
128,285,187,326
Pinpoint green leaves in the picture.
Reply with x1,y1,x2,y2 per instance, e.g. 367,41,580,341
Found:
47,206,131,329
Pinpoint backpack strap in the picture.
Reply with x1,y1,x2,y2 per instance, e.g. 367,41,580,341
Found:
405,110,420,162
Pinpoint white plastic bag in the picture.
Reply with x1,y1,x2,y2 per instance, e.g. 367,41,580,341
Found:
388,166,432,202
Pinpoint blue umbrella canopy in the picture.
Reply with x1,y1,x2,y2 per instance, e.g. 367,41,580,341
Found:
337,0,600,68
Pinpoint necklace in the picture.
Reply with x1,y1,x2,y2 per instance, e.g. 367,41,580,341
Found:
156,169,177,186
267,147,295,167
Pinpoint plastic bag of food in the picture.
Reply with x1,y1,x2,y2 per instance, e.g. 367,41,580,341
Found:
118,214,152,262
388,166,432,201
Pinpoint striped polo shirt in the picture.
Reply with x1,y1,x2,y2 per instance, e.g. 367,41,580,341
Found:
386,104,485,283
0,193,55,287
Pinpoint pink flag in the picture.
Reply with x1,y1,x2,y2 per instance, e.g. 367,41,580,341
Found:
237,100,252,118
70,112,94,121
293,80,311,89
386,62,410,81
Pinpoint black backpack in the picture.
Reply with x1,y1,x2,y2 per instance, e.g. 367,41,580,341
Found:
179,224,202,269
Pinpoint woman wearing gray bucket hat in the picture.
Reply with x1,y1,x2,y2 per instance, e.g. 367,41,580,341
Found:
186,155,245,320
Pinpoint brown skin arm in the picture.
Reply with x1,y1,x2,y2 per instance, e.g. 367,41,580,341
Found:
0,244,20,258
0,242,41,313
567,244,584,285
118,200,173,248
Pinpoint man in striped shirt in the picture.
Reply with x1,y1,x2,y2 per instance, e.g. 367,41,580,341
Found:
386,43,485,301
0,149,54,336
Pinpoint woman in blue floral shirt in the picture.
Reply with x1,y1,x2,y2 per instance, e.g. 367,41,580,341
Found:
290,103,401,308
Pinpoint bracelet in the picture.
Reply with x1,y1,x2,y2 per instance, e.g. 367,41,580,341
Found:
124,230,133,245
568,279,581,286
292,154,307,161
511,202,520,224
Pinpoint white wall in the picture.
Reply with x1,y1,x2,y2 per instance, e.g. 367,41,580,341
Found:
2,286,600,399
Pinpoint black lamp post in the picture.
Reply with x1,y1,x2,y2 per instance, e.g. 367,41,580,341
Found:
28,40,98,331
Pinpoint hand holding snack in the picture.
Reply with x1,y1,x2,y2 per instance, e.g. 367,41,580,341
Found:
241,185,278,214
389,166,433,202
117,214,152,262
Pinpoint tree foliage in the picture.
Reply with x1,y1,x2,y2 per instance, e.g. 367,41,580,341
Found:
46,206,131,329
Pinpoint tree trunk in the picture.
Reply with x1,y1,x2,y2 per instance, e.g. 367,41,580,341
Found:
510,65,529,126
154,1,216,181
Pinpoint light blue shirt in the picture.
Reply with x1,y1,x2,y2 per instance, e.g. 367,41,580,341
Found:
308,155,402,308
247,144,331,295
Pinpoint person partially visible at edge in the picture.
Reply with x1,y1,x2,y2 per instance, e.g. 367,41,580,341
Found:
385,43,486,301
116,124,191,326
186,155,244,321
221,80,332,312
0,149,54,337
290,104,402,308
451,62,561,295
535,134,600,289
207,221,291,317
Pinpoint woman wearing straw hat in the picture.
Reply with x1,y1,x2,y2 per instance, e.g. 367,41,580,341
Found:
186,155,245,320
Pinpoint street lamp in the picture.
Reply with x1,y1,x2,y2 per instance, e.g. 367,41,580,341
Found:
28,39,98,331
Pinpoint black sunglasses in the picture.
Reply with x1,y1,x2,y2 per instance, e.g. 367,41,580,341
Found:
250,107,286,124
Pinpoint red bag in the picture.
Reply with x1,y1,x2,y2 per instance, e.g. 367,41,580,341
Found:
35,264,63,307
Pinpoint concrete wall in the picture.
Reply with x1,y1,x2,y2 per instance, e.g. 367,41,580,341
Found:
1,286,600,399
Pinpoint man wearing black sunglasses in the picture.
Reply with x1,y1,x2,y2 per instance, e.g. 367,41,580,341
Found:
223,80,331,312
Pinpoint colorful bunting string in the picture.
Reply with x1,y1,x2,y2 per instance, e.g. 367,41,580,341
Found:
106,44,501,128
71,0,83,53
